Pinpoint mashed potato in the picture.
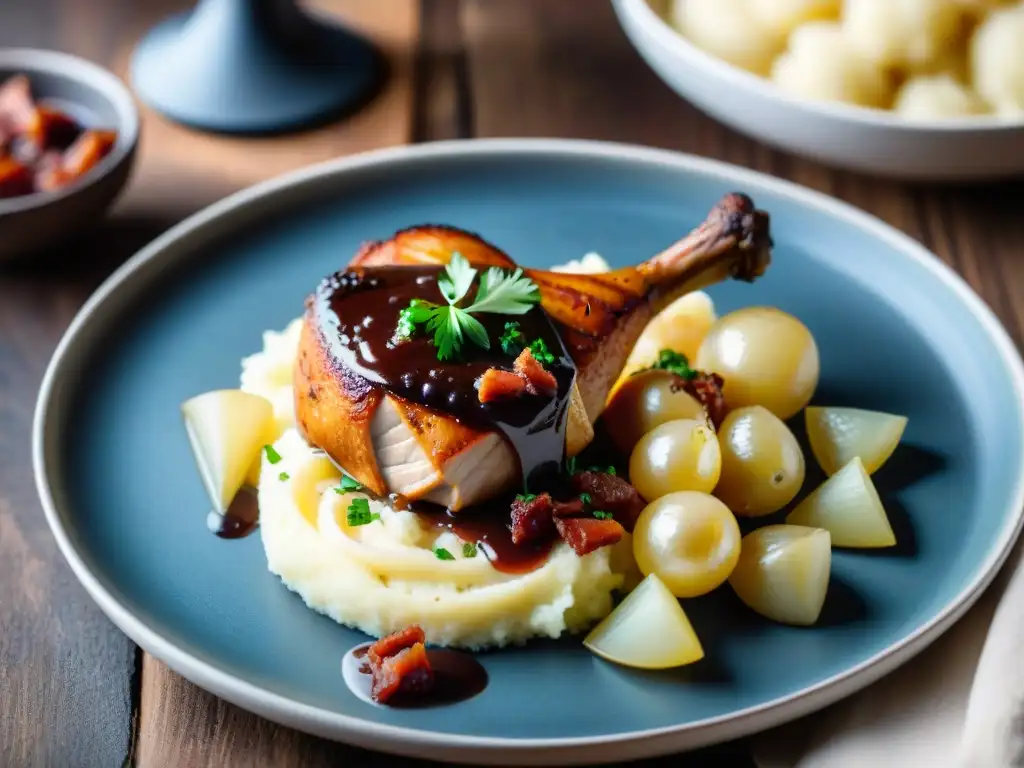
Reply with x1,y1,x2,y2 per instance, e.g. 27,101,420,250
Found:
551,251,612,274
241,317,636,649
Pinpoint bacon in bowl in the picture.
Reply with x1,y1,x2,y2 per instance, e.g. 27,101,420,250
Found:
0,74,117,199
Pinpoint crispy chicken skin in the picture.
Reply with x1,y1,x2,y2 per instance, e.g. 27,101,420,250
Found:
295,194,771,509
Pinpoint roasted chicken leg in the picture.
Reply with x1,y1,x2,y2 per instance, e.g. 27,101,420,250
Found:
295,193,771,509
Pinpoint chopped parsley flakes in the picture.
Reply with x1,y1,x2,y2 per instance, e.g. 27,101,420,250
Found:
338,474,363,492
346,497,380,527
515,493,537,503
635,348,697,381
434,547,456,561
579,492,592,505
499,320,557,364
278,471,290,482
593,510,613,520
264,444,282,464
462,542,478,558
528,338,556,365
500,321,526,355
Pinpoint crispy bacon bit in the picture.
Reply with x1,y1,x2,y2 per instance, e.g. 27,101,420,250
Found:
365,625,434,704
511,493,557,544
510,470,642,549
0,75,118,200
62,129,116,176
554,516,625,556
681,372,727,428
33,150,66,193
513,348,558,396
510,493,587,544
38,130,117,192
551,497,585,518
23,106,81,151
0,156,33,198
571,471,646,532
367,625,426,663
0,76,35,133
477,348,558,403
478,368,527,404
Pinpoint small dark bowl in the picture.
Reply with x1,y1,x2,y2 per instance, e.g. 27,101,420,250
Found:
0,49,140,263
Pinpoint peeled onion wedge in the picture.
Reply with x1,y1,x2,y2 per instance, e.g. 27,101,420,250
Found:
786,456,896,548
244,418,278,487
805,406,908,476
729,525,832,626
584,573,704,669
181,390,274,513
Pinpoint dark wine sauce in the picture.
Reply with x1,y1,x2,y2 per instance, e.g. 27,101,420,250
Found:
207,487,260,539
312,265,576,491
410,497,554,575
342,644,488,708
211,266,578,556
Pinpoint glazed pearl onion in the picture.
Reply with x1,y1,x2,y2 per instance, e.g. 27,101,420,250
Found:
632,492,742,598
696,306,819,420
603,371,707,456
629,418,722,501
715,406,806,518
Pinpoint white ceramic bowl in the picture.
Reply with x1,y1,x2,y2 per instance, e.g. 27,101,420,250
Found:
611,0,1024,181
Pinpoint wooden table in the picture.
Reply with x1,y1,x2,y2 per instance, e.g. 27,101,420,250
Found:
3,2,1023,766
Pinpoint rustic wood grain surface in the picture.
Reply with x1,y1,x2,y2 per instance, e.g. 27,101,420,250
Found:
2,1,1022,766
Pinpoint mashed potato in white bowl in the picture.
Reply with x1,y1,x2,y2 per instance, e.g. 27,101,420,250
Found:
612,0,1024,181
240,317,636,650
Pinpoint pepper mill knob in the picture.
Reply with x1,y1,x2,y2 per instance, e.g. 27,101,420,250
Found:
129,0,383,135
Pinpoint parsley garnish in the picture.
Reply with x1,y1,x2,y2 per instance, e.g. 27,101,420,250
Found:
264,444,282,464
278,471,290,481
462,542,478,558
593,510,613,520
587,464,617,476
579,492,592,505
338,474,363,492
434,547,456,561
635,349,697,381
396,299,438,343
565,455,578,475
500,321,526,355
528,338,556,365
516,493,537,503
499,320,556,364
346,498,380,527
394,252,540,360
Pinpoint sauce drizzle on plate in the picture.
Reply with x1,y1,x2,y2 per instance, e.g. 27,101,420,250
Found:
207,488,260,539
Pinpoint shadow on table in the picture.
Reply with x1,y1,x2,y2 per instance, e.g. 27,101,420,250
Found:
0,213,177,291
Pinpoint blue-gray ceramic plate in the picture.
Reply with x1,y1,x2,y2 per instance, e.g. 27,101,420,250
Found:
34,140,1024,765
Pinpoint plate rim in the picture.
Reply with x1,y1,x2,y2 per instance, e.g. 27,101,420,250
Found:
33,138,1024,764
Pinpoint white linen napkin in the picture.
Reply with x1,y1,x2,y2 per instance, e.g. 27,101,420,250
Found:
752,534,1024,768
